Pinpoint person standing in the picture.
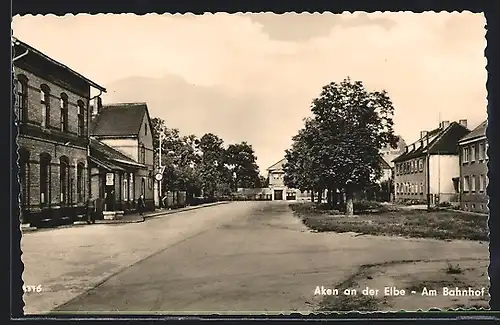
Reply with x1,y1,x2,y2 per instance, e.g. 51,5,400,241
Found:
137,194,146,216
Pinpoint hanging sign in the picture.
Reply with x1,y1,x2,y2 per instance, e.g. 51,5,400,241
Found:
106,173,114,185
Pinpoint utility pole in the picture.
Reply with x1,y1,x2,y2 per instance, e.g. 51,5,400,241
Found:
437,112,441,206
156,128,166,207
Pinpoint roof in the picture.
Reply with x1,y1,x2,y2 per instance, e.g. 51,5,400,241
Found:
459,120,487,144
12,37,106,92
91,102,148,137
267,158,286,171
392,122,470,163
378,155,392,169
90,138,145,169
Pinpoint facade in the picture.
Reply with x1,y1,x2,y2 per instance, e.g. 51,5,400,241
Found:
89,102,156,217
378,155,393,183
393,120,470,205
266,158,301,200
13,38,106,225
380,135,407,168
458,120,488,213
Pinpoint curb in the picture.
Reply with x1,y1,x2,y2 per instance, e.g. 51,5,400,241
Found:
443,208,488,217
20,201,231,233
144,201,231,220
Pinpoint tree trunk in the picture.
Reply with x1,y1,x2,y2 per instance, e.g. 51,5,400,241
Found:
331,187,338,209
327,187,333,208
345,186,354,216
317,189,322,203
310,190,315,203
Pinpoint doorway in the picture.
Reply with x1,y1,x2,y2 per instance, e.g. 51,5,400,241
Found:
274,190,283,200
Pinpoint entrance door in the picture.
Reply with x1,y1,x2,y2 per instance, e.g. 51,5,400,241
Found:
105,185,115,211
274,190,283,200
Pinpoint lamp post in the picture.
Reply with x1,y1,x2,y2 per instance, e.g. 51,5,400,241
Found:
156,129,166,207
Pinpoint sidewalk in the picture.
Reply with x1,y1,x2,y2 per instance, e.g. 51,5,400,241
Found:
21,201,230,233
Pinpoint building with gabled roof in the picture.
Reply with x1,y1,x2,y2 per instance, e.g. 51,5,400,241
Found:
266,158,302,200
458,119,488,213
89,101,156,217
393,119,470,205
13,37,106,226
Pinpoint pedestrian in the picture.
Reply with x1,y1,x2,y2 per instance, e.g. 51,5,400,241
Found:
138,194,146,216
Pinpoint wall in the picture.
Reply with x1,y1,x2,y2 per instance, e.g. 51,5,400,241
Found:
18,136,88,212
99,138,138,161
429,154,459,202
14,67,90,136
137,113,155,169
459,139,489,213
394,156,427,202
268,170,285,187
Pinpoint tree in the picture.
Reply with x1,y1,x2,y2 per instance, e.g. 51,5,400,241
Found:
284,118,324,202
197,133,231,198
225,142,261,189
150,117,202,198
285,77,398,215
310,77,398,215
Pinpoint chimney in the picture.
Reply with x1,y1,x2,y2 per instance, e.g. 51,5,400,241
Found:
459,119,468,128
91,97,103,119
441,120,450,129
420,130,428,139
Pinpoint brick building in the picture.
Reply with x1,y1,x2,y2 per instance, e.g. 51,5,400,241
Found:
393,120,470,205
13,37,106,225
89,102,156,218
458,120,488,213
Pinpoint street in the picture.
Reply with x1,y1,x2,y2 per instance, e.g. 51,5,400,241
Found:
21,201,488,314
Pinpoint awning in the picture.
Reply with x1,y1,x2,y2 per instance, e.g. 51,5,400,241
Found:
89,156,126,172
112,158,146,169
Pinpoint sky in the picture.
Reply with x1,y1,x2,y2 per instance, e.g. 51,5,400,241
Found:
12,12,487,173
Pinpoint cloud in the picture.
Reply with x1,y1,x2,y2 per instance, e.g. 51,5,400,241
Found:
12,12,487,171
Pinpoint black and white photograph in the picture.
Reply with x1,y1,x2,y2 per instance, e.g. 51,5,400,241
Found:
13,12,489,314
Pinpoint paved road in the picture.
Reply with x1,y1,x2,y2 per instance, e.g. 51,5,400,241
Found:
47,201,487,314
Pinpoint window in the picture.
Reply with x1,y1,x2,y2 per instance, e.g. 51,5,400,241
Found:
59,157,70,205
144,123,147,136
141,178,146,196
471,175,476,192
139,144,146,164
123,173,129,200
60,93,69,132
485,142,489,160
471,145,476,162
39,153,51,206
462,147,469,163
478,142,485,161
419,159,424,172
19,149,30,209
40,85,50,127
15,75,28,123
479,174,485,192
463,176,470,192
420,182,424,194
77,101,85,136
129,173,134,200
76,163,84,203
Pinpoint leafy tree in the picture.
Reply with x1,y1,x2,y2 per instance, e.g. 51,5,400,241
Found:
225,142,261,188
285,77,398,215
197,133,231,198
150,117,202,197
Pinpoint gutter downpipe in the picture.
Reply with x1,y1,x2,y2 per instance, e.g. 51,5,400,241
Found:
13,49,29,62
87,89,104,213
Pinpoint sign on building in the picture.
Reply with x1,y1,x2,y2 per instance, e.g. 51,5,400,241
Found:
106,173,114,186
